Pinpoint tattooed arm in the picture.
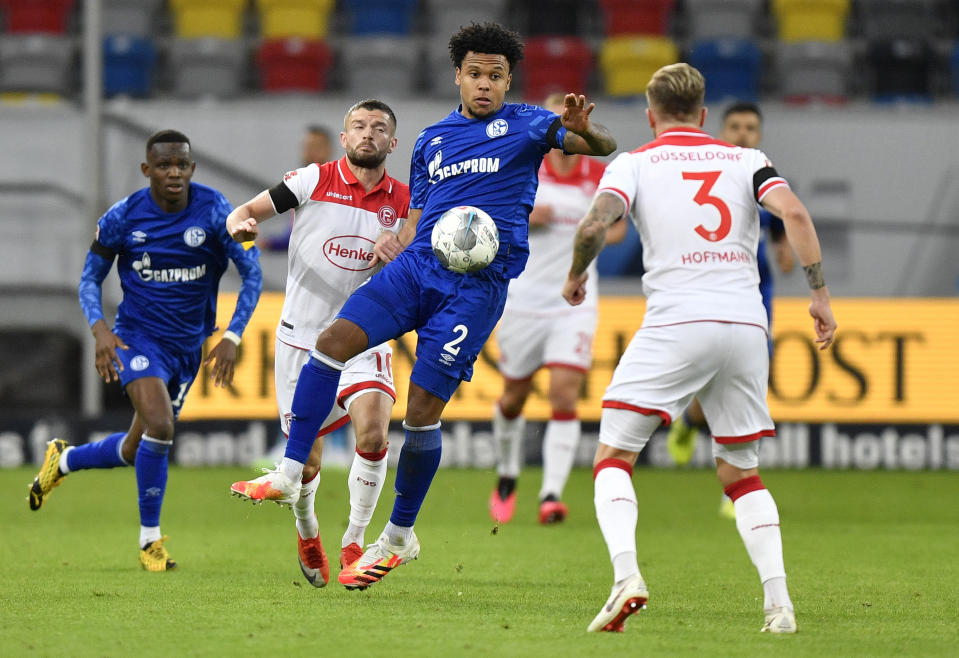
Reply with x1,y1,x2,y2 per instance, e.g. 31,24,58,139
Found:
761,186,837,349
562,192,627,306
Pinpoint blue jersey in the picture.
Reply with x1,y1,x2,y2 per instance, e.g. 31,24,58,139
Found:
78,183,262,352
408,103,567,279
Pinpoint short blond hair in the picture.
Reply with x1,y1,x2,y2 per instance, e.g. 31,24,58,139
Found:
645,63,705,121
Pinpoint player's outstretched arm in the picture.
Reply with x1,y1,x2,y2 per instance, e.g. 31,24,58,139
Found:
226,190,277,243
761,186,837,349
373,208,420,266
560,94,616,156
563,192,626,305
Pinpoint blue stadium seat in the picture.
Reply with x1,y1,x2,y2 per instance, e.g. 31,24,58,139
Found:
688,39,761,102
342,0,418,35
103,35,156,97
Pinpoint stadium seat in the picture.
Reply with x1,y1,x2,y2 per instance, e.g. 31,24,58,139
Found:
521,36,592,100
255,0,335,40
867,38,935,102
510,0,585,36
599,36,679,97
0,35,74,95
339,36,419,94
776,40,852,103
169,37,247,98
341,0,418,35
103,35,156,97
168,0,247,39
428,0,507,38
256,37,333,92
598,0,675,37
688,39,761,102
858,0,943,41
771,0,850,42
0,0,74,34
684,0,764,40
101,0,164,38
952,42,959,96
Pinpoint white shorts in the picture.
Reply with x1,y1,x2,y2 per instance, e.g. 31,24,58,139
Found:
496,308,598,380
274,337,396,437
601,321,774,450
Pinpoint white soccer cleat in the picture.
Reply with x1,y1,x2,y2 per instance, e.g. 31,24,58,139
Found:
761,606,797,634
230,468,299,506
338,531,420,590
587,574,649,632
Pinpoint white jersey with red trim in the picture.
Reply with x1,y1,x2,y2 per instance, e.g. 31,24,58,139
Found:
277,157,410,349
597,127,788,330
506,155,606,314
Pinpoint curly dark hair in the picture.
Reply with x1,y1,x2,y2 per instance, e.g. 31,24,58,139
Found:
448,22,524,72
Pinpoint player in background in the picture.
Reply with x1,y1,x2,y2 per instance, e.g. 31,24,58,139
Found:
259,124,333,253
229,22,616,590
28,130,262,571
666,102,795,519
228,100,409,587
562,63,836,633
488,92,626,525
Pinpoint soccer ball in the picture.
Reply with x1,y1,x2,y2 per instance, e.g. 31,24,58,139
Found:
430,205,499,273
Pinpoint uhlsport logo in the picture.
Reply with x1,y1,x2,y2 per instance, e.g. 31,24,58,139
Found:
130,355,150,371
486,119,508,138
378,205,398,228
323,235,376,271
183,226,206,247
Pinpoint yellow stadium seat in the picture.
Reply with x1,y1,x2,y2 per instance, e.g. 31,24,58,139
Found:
255,0,335,39
772,0,850,43
599,36,679,97
169,0,248,39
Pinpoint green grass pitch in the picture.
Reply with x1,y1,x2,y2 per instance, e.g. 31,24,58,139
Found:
2,466,957,656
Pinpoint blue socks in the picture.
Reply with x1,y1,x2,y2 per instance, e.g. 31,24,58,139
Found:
135,435,171,528
285,352,343,464
389,422,443,528
63,432,129,471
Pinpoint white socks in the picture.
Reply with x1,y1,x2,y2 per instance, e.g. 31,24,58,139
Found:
139,525,161,549
294,471,320,539
594,461,640,584
279,457,305,482
342,451,387,548
733,487,793,611
539,418,580,500
493,404,524,478
383,520,413,546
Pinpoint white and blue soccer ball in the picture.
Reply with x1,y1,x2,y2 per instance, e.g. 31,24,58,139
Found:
430,205,499,274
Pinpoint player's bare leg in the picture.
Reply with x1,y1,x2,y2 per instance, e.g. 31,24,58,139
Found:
490,377,532,523
716,454,796,633
538,366,583,524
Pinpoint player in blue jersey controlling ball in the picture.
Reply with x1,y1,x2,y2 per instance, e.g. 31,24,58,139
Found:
230,22,616,589
28,130,262,571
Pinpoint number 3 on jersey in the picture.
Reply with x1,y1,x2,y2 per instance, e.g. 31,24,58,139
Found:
683,170,731,242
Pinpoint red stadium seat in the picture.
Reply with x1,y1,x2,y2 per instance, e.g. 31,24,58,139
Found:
256,38,333,92
598,0,674,37
0,0,74,34
522,36,593,101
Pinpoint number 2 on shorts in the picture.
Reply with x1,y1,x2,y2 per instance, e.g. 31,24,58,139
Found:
443,324,469,356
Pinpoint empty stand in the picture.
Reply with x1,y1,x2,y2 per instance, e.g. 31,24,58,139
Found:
103,35,156,97
342,0,418,35
168,0,247,39
521,36,592,100
772,0,850,42
429,0,506,38
688,39,761,102
776,40,852,103
684,0,764,40
255,0,335,40
256,37,333,92
339,36,419,94
599,0,674,37
599,36,678,97
0,0,74,34
0,35,74,95
868,38,935,102
510,0,585,36
169,37,246,97
101,0,163,38
858,0,943,40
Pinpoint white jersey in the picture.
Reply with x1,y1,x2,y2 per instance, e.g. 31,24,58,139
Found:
598,127,788,330
274,157,410,349
506,155,606,314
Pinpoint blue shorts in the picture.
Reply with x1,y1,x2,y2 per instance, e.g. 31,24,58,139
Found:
115,331,202,419
338,248,509,402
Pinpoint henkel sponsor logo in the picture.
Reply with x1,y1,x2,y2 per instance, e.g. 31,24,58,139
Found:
323,235,376,271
